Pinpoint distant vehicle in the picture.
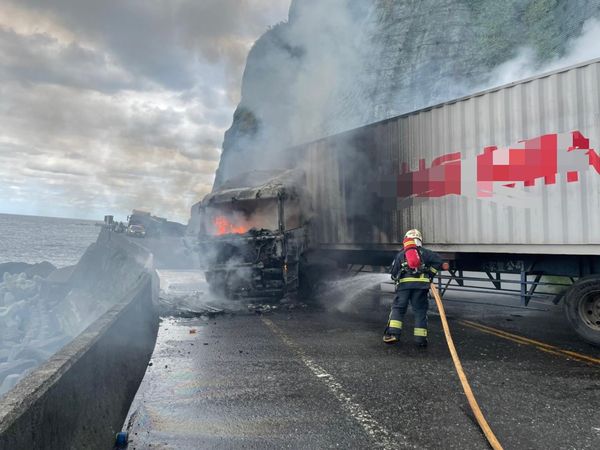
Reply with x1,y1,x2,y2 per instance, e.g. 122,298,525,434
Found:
126,210,185,238
126,224,146,238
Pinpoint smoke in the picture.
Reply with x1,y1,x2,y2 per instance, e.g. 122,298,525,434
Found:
215,0,378,186
481,18,600,90
186,3,600,315
157,269,254,315
216,2,600,188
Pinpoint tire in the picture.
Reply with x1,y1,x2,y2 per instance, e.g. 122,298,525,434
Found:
563,276,600,346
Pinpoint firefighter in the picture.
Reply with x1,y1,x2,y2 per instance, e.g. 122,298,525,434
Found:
383,229,443,347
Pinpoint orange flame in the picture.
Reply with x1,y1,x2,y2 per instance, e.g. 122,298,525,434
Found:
213,216,248,235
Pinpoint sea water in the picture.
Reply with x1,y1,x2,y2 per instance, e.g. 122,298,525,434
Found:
0,213,100,267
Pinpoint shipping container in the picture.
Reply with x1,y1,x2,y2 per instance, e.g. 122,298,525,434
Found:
297,58,600,345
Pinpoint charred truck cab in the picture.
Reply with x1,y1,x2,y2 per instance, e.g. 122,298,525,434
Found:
194,170,309,299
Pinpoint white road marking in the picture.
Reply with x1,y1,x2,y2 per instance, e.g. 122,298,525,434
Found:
261,317,414,449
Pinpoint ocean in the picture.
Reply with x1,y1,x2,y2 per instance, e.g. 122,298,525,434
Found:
0,213,101,268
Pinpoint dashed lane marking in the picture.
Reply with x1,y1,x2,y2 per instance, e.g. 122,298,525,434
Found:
261,317,414,450
459,319,600,366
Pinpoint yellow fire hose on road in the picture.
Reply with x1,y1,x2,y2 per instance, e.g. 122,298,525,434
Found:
430,283,504,450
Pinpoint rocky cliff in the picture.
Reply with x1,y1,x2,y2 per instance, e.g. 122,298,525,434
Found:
214,0,600,187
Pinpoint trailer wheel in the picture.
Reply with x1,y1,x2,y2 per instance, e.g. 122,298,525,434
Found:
563,276,600,346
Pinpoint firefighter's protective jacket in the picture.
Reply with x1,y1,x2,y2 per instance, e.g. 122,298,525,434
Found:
390,247,442,290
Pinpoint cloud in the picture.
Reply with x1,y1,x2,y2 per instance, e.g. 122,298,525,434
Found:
0,81,221,221
6,0,290,92
0,27,135,93
0,0,291,222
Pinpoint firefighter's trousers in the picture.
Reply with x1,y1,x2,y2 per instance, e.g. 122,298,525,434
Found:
387,288,429,343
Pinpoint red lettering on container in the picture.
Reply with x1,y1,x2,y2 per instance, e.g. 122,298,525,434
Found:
397,152,461,198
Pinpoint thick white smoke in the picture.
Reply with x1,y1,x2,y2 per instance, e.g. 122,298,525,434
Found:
216,0,379,183
481,18,600,91
218,4,600,188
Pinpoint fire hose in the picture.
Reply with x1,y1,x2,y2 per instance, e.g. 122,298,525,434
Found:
430,283,504,450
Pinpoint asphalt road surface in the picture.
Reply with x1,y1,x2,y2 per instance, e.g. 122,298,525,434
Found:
123,272,600,449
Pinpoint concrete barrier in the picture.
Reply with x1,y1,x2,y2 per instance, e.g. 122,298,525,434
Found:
0,230,159,450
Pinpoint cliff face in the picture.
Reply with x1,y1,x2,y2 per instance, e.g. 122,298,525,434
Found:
214,0,600,188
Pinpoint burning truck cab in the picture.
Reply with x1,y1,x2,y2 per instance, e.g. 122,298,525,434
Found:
192,170,309,299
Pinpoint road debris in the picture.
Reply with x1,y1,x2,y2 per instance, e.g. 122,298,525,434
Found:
247,304,278,314
158,293,225,318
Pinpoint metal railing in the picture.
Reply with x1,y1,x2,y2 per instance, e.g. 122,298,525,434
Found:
435,270,574,306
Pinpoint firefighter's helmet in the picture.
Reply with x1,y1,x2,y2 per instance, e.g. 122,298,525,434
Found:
404,229,422,244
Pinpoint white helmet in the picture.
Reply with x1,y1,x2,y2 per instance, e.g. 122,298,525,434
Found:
404,229,422,246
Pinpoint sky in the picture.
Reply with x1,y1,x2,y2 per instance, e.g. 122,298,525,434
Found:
0,0,290,222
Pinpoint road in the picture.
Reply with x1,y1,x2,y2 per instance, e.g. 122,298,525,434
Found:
123,272,600,449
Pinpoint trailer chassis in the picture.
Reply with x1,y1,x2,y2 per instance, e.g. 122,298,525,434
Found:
319,248,600,346
435,270,573,306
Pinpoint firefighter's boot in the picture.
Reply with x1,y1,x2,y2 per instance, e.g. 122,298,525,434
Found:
383,332,400,344
414,327,428,347
415,337,428,347
383,320,402,344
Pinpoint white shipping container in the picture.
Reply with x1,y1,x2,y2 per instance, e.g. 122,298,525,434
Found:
303,58,600,256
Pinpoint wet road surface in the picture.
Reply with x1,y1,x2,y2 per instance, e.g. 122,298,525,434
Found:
124,274,600,449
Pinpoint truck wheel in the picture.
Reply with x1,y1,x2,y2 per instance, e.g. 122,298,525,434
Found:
563,276,600,346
